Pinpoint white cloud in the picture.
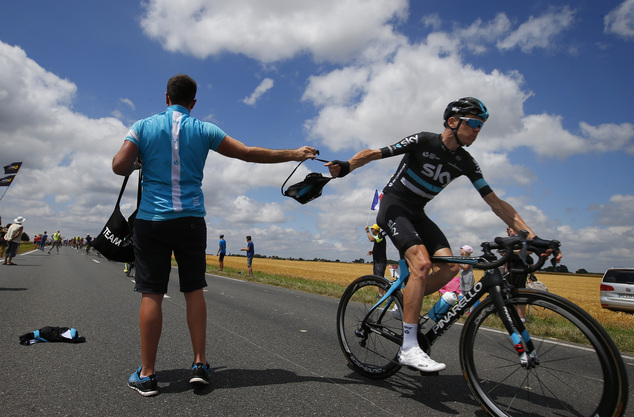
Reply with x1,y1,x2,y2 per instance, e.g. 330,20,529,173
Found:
497,6,576,52
593,194,634,226
0,42,130,233
139,0,408,63
225,195,286,224
457,13,513,54
242,78,274,106
605,0,634,39
120,98,135,110
580,122,634,154
556,223,634,272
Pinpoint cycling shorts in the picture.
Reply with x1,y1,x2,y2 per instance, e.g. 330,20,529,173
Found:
133,217,207,294
376,192,450,258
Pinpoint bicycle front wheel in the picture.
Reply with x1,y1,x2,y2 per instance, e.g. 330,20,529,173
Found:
460,289,628,417
336,275,404,379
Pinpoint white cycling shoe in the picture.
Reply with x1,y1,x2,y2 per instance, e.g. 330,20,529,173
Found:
398,347,446,372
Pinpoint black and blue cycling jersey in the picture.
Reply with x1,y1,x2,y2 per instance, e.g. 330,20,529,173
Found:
380,132,492,205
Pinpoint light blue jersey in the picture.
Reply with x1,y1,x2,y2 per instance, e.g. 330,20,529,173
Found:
125,105,226,221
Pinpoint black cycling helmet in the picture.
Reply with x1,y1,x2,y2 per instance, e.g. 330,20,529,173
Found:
443,97,489,127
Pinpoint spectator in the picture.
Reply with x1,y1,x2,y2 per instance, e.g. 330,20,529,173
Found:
0,224,8,258
505,227,533,322
217,235,226,271
241,236,254,276
365,224,387,278
3,216,25,265
458,245,475,295
39,231,47,251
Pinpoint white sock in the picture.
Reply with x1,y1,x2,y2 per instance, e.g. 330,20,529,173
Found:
402,322,419,352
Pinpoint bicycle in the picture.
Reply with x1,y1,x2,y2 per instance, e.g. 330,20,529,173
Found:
336,232,628,416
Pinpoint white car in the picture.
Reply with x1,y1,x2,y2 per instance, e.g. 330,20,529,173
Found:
600,268,634,312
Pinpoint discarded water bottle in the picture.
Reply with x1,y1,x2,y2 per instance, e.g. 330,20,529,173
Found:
427,292,458,322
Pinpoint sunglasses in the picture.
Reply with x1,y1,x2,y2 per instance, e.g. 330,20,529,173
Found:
459,117,484,129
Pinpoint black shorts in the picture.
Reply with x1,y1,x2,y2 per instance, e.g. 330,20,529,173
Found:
373,262,387,277
218,252,225,262
507,255,533,289
376,192,449,258
133,217,208,294
508,272,527,289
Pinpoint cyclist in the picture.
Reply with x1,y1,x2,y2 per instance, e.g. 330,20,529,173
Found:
327,97,561,373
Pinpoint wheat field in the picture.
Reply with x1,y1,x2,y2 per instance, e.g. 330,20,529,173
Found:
211,255,634,335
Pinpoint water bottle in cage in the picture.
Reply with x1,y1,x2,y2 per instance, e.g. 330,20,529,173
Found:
426,292,458,322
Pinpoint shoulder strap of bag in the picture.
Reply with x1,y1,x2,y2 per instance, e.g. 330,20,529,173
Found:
116,176,129,208
136,171,142,209
115,170,142,209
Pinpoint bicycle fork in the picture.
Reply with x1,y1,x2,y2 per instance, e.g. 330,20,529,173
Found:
487,275,540,369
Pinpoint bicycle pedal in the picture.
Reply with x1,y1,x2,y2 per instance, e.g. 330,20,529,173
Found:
419,371,439,377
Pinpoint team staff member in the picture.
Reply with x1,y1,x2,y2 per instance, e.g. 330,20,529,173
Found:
113,74,316,396
327,97,561,373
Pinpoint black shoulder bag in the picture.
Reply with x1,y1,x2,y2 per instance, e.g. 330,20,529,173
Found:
91,173,141,262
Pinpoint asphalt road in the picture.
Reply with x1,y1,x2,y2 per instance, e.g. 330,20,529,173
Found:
1,248,632,416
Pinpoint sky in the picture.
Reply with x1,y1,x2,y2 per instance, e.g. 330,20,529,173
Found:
0,0,633,274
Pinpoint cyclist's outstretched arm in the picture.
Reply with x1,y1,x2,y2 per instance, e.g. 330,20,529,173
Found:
326,149,382,178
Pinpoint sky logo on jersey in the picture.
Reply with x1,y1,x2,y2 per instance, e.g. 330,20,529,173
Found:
421,163,451,185
398,135,419,147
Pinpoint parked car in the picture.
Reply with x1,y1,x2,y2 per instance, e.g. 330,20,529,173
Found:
600,268,634,312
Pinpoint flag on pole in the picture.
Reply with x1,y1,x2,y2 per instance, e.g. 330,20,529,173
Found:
0,175,16,186
4,162,22,175
370,189,382,211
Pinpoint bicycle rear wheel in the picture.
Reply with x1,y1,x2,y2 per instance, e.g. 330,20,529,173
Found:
460,289,628,417
336,275,404,379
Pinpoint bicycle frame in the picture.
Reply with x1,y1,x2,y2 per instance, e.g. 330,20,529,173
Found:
365,256,539,367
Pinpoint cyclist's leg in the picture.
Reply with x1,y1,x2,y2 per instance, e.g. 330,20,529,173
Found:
401,245,431,325
377,195,448,372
